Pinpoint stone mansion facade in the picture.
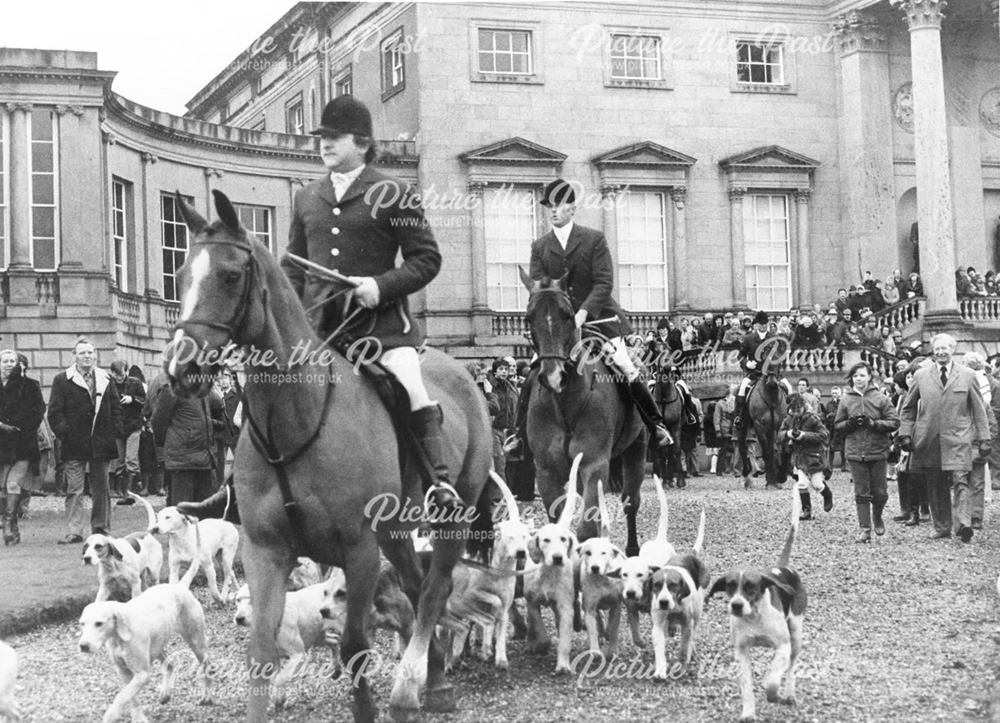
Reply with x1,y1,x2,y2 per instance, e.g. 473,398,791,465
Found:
1,0,999,388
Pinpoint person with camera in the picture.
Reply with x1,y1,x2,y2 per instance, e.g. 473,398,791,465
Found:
834,361,900,543
779,391,833,521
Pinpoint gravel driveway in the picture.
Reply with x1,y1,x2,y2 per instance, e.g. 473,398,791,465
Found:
6,471,1000,722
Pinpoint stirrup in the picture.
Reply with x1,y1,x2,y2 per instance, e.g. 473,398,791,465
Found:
424,482,462,511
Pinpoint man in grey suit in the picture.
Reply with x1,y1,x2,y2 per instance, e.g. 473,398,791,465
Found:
898,334,991,542
506,179,670,456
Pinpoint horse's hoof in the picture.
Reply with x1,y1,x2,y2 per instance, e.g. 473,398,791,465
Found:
389,706,420,723
424,684,456,713
526,640,551,656
743,478,752,489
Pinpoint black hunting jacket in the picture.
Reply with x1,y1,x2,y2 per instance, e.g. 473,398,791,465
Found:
281,165,440,350
529,224,634,340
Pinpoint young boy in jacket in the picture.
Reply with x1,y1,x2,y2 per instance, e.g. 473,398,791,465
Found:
779,392,834,520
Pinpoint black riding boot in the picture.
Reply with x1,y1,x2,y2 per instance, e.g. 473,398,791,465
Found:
872,497,887,536
732,392,747,428
628,381,671,447
504,369,536,458
5,493,20,545
799,491,813,520
411,404,463,523
176,475,241,524
821,482,834,512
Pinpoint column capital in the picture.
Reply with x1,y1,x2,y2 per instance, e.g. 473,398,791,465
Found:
832,11,888,54
889,0,948,31
204,168,224,178
4,102,32,113
140,152,158,165
794,188,812,203
466,181,487,198
55,104,85,117
101,130,117,146
670,186,688,209
728,186,747,201
599,183,621,200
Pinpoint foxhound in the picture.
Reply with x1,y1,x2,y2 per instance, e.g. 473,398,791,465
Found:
650,508,707,677
0,640,20,722
78,563,210,723
149,506,239,605
709,487,807,722
320,563,415,660
525,453,582,674
616,475,676,647
234,580,337,709
444,470,535,669
287,557,327,591
576,479,625,658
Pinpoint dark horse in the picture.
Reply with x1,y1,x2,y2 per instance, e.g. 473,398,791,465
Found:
738,365,789,488
519,269,645,556
164,191,492,723
651,367,685,488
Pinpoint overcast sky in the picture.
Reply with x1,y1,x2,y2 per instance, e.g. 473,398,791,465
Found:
2,0,297,114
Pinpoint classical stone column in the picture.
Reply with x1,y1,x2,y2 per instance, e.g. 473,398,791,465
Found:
794,189,812,307
889,0,960,326
670,186,689,310
832,11,897,279
728,186,749,308
467,181,492,339
5,103,32,269
600,184,621,288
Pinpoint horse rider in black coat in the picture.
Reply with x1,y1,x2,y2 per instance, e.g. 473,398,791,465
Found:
180,96,461,523
506,179,671,457
733,311,794,428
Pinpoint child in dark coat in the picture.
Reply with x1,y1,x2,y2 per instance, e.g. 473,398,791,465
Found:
779,392,834,520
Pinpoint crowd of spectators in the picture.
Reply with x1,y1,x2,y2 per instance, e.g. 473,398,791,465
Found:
955,266,999,297
630,270,930,364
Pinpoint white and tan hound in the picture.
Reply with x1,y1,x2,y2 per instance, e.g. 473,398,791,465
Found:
708,488,806,722
650,508,707,677
77,563,210,723
149,506,239,606
525,453,582,674
576,478,625,657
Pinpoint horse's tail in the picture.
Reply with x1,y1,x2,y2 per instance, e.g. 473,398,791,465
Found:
466,480,495,564
777,484,799,569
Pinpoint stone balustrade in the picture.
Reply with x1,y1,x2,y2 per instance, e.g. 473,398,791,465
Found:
959,296,1000,323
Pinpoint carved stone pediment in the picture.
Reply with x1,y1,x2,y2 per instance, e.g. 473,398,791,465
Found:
592,141,696,170
459,137,566,166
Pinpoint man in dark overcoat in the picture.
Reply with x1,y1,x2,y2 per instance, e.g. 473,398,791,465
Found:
506,179,671,457
181,95,460,522
898,334,991,542
48,338,122,543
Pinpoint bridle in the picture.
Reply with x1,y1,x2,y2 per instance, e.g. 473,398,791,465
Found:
526,287,577,365
173,236,261,345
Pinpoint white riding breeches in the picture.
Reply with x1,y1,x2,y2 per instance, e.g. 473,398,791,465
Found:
380,347,433,411
606,336,640,383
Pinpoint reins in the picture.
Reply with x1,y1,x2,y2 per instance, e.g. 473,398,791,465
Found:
173,234,343,558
